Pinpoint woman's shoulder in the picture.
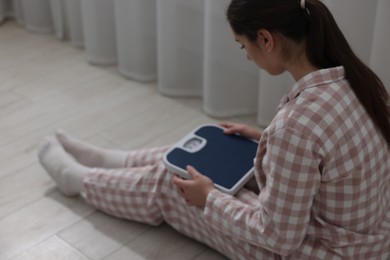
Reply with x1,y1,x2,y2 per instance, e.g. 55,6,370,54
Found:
269,79,359,139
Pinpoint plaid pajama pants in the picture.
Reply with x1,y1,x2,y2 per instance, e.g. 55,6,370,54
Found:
83,146,278,260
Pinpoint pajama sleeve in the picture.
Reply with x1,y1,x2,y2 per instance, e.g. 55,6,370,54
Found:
203,128,322,256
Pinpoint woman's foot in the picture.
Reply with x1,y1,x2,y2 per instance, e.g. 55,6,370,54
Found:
38,136,87,196
55,130,128,168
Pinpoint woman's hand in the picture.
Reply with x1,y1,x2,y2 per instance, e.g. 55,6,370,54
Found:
219,122,263,140
172,166,215,207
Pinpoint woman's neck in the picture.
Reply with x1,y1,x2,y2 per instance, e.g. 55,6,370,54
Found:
288,61,318,82
283,40,318,81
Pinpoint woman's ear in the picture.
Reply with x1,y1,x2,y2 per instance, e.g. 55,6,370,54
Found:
257,29,274,52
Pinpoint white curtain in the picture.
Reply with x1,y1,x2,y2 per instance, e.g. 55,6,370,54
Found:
203,0,259,118
50,0,68,39
0,0,5,23
2,0,389,126
157,0,205,96
116,0,157,82
370,0,390,94
20,0,53,33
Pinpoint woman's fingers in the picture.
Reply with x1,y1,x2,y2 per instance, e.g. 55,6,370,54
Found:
219,122,241,135
172,175,189,188
172,166,214,207
218,122,231,128
186,165,198,177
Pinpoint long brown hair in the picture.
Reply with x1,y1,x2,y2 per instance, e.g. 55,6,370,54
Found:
227,0,390,147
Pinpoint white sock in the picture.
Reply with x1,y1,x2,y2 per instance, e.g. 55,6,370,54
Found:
38,136,88,196
56,130,128,168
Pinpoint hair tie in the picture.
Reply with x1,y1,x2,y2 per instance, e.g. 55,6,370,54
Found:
300,0,306,9
300,0,310,15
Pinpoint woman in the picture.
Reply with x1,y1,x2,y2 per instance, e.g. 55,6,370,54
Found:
39,0,390,258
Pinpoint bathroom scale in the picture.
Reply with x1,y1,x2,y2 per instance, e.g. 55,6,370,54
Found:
164,124,259,195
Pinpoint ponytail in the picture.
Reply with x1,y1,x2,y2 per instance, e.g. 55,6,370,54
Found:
227,0,390,147
304,0,390,147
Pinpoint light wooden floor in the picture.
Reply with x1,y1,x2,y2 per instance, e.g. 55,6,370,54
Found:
0,20,258,260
